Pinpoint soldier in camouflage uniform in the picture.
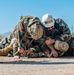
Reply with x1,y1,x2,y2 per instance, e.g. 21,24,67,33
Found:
42,14,72,57
18,16,49,57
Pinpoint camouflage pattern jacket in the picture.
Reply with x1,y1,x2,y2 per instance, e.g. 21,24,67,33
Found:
10,15,44,49
44,18,71,42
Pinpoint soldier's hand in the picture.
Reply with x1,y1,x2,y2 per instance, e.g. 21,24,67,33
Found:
14,55,20,59
47,52,53,58
47,44,58,57
18,47,24,54
52,50,58,57
45,37,55,45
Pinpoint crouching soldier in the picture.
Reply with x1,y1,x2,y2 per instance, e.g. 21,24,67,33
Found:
41,14,71,57
17,15,51,58
9,15,45,59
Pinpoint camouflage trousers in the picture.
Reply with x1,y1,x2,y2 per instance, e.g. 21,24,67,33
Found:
27,45,51,58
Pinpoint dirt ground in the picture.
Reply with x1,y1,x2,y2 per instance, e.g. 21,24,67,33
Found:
0,56,74,75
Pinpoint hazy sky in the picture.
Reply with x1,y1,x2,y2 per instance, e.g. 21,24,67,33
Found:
0,0,74,34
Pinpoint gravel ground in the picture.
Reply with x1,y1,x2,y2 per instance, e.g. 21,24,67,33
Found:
0,56,74,75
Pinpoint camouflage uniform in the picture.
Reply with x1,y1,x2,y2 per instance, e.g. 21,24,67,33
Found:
9,15,50,57
27,36,51,58
43,18,73,56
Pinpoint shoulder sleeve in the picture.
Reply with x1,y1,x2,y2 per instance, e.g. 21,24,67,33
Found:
61,19,71,34
56,18,71,41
